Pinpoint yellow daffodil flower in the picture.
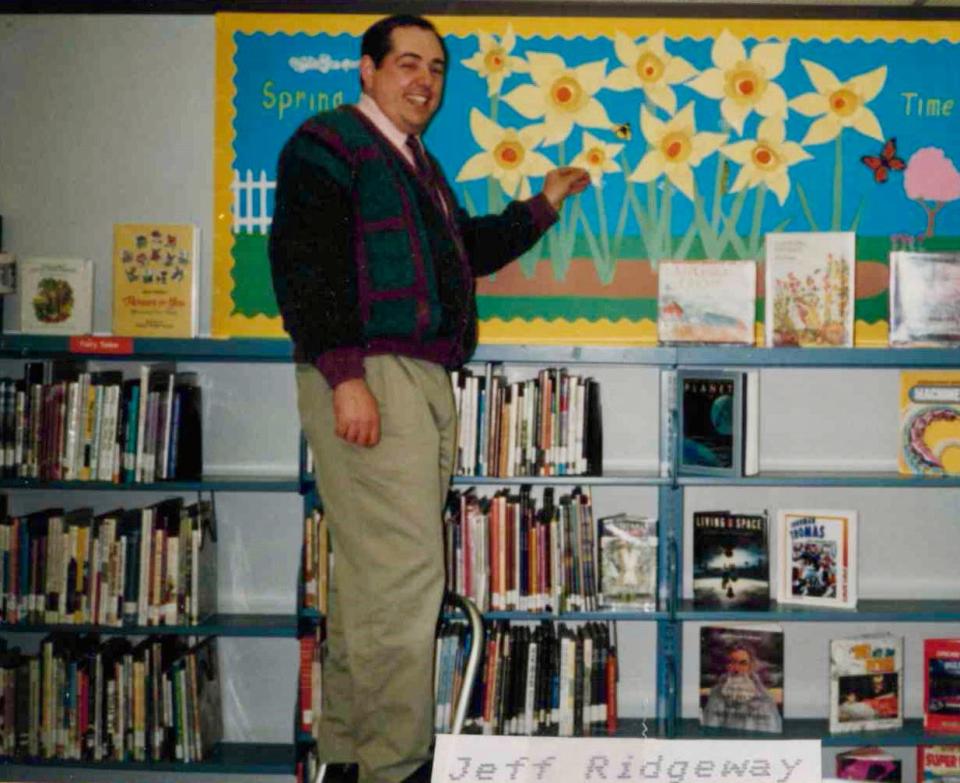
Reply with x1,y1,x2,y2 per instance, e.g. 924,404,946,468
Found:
460,25,529,97
687,30,789,135
605,30,697,115
502,52,611,146
629,103,727,200
720,117,812,205
456,109,554,199
570,131,624,187
789,60,887,145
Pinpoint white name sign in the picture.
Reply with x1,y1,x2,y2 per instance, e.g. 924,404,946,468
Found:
433,735,821,783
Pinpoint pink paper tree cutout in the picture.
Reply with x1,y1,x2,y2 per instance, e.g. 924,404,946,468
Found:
903,146,960,238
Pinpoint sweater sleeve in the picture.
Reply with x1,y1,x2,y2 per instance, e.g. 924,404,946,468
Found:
455,192,559,278
268,132,366,387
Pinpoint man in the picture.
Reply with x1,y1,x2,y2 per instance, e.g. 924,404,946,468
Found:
702,644,783,733
268,14,588,783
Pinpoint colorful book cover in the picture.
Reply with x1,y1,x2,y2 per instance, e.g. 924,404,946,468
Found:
899,370,960,477
830,635,903,734
917,745,960,782
692,511,770,610
925,639,960,734
699,623,783,734
112,223,199,338
889,252,960,347
777,509,857,609
657,260,757,345
765,231,855,347
836,746,901,781
597,513,658,611
18,256,93,336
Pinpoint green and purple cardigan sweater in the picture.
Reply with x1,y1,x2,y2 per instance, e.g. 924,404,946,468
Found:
268,105,557,388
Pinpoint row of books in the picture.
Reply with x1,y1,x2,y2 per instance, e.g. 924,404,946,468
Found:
298,626,322,738
443,488,658,614
436,620,618,738
836,744,960,782
0,500,215,628
658,238,960,349
0,360,202,484
0,634,221,763
300,508,328,616
451,365,602,478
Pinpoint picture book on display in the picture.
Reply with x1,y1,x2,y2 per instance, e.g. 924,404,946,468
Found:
836,747,901,781
18,256,93,336
112,223,199,338
765,231,855,347
777,509,857,609
830,634,903,734
889,252,960,347
899,371,960,477
677,369,759,477
917,745,960,782
657,260,757,345
925,639,960,734
692,511,769,610
597,513,658,611
699,623,784,734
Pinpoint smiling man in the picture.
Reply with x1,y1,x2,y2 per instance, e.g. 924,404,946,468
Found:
268,13,587,783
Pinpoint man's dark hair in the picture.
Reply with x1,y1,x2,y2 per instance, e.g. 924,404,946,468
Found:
361,14,447,69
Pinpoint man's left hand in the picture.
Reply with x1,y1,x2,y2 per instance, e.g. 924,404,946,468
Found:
542,167,591,211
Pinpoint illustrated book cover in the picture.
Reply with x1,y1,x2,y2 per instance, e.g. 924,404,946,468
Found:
657,260,757,345
18,256,93,335
925,639,960,735
889,252,960,347
830,634,903,734
677,369,759,477
692,510,770,610
836,747,901,781
699,623,784,733
765,231,856,347
899,370,960,477
597,513,658,611
917,745,960,782
777,509,857,609
112,223,199,338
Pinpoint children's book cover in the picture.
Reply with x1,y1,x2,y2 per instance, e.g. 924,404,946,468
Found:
830,635,903,734
657,260,757,345
777,509,857,609
889,252,960,347
18,256,94,336
598,513,658,611
692,511,769,610
677,370,756,477
925,639,960,735
765,231,855,347
900,371,960,477
917,745,960,782
112,223,199,338
836,747,901,781
699,623,784,734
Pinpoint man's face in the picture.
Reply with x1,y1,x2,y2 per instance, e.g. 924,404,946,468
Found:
727,649,753,676
360,26,446,136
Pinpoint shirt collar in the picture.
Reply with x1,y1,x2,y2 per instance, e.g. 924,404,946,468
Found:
356,93,415,165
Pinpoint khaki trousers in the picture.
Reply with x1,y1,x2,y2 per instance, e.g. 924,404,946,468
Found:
295,356,457,783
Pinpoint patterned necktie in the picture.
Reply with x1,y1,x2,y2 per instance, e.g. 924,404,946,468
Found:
406,134,445,211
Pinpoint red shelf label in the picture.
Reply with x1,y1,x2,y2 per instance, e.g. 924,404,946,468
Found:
69,335,134,355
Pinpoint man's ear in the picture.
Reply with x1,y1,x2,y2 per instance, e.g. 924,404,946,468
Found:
359,54,375,90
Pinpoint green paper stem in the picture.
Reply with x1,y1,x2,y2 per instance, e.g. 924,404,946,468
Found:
796,183,820,231
832,133,843,231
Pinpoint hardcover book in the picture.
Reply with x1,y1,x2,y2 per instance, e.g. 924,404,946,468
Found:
112,223,199,338
692,511,770,610
889,252,960,347
925,639,960,735
777,509,858,609
830,634,903,734
597,513,658,611
836,747,901,781
699,623,784,733
899,371,960,477
765,231,855,347
657,260,757,345
18,256,93,335
917,745,960,781
677,369,759,477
